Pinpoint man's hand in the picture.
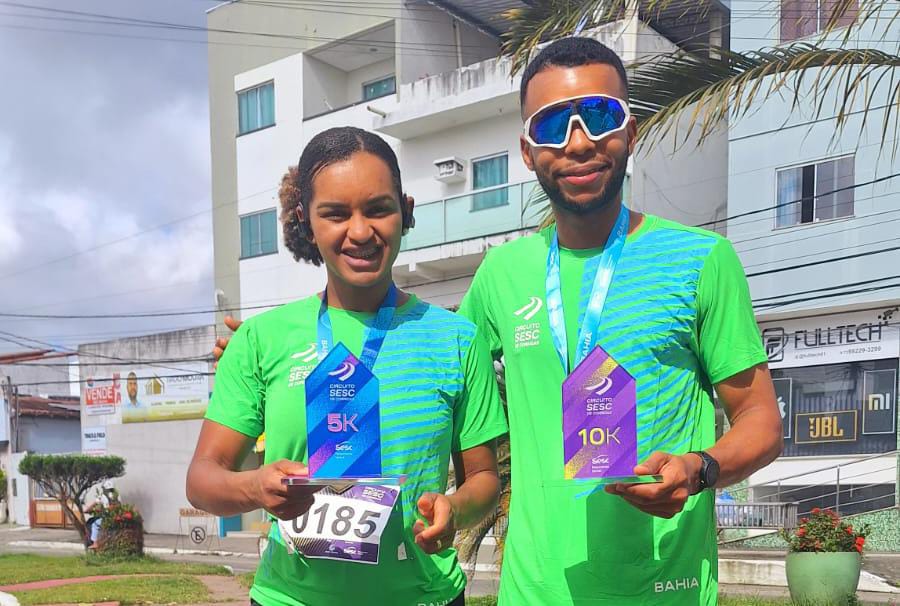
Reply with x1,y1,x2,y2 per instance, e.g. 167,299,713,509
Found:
213,315,243,368
250,459,321,520
604,452,702,518
412,493,458,554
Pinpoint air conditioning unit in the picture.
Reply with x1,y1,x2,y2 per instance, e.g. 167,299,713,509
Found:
434,157,467,183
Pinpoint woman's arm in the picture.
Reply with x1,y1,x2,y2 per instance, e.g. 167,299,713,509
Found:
412,440,501,554
186,419,319,520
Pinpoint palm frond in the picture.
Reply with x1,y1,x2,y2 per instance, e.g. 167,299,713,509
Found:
825,0,900,46
631,44,900,152
500,0,710,76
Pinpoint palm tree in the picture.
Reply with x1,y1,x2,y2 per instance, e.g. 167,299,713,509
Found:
502,0,899,154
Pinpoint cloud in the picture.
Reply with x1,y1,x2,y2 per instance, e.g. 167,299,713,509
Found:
0,1,218,365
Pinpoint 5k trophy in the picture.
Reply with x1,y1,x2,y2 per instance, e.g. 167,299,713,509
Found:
283,343,402,486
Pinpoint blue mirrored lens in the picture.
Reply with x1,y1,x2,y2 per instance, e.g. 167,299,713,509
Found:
531,104,573,145
579,97,627,137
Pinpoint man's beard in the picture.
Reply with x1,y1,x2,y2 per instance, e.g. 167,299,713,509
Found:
536,158,628,216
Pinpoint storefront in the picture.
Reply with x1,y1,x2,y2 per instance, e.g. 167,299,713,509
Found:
752,306,899,512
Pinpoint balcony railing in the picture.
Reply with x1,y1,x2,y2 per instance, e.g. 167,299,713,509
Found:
401,180,543,251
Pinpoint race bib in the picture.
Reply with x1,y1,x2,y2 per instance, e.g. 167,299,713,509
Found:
278,484,399,564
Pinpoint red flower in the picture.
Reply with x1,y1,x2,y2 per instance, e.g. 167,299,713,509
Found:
796,528,807,537
856,537,865,546
124,512,133,520
811,507,821,514
845,526,854,535
800,518,809,524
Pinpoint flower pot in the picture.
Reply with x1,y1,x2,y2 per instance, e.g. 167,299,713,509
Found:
785,551,861,605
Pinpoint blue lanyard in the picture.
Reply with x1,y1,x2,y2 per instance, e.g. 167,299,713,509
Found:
316,284,398,369
545,205,629,374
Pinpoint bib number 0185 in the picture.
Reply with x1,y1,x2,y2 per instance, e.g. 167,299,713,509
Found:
292,502,382,540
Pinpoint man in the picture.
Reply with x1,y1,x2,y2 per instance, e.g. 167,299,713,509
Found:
125,372,143,408
214,37,782,605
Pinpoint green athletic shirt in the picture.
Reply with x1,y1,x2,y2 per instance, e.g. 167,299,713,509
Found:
458,215,767,606
207,294,508,606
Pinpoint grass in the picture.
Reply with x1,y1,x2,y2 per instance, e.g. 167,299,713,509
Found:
238,571,256,589
465,598,873,606
11,575,209,605
0,553,229,585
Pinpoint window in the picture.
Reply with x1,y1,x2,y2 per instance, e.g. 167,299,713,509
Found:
780,0,858,43
238,81,275,135
240,209,278,258
471,153,509,211
362,75,396,101
775,156,854,228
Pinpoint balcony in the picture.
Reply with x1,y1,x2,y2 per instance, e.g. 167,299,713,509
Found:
401,180,543,252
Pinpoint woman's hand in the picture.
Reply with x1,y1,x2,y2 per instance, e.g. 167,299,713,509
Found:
251,459,322,520
412,493,458,554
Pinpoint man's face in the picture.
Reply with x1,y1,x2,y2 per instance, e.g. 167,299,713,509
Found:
520,64,636,216
126,376,137,400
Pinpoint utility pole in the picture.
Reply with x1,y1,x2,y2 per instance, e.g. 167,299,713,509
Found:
2,377,12,452
12,385,19,454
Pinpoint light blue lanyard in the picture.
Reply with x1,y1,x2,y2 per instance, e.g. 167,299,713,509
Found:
315,284,397,368
545,205,629,374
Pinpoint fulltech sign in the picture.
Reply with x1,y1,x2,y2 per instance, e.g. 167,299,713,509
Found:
84,374,121,416
760,307,900,369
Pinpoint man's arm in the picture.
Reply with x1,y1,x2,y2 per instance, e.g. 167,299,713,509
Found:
607,363,782,518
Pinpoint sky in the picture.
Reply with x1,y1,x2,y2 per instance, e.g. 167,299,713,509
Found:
0,0,224,380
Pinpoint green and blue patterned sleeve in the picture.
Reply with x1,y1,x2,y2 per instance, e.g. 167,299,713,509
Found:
205,319,265,438
451,327,508,452
696,238,769,385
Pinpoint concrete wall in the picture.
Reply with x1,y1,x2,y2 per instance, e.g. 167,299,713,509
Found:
18,417,80,455
302,55,351,117
77,326,220,535
347,58,396,103
396,2,498,85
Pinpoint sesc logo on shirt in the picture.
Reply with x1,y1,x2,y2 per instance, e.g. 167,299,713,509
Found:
513,296,543,350
288,343,318,388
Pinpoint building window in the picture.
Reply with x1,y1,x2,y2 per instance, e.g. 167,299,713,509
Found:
240,209,278,259
362,76,396,102
471,153,509,211
238,81,275,135
775,156,854,228
780,0,858,43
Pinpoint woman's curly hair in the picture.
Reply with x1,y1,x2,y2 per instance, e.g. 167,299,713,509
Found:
279,126,410,266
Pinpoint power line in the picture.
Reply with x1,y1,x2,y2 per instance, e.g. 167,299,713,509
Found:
0,330,211,375
1,172,896,321
746,244,900,278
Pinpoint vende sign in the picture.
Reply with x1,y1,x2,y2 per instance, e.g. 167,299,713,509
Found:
83,375,120,416
760,307,900,369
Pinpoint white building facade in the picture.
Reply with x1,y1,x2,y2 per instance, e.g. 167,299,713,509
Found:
728,1,899,521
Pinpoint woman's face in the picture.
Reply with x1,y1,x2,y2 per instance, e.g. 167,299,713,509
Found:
307,151,406,292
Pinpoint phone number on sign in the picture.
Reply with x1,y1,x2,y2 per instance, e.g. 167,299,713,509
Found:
841,345,882,355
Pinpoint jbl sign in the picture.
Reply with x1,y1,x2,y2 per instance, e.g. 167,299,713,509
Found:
796,410,857,444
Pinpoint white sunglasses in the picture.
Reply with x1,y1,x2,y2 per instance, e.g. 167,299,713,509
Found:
523,94,631,149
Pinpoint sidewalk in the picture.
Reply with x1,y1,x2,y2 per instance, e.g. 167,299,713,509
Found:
0,525,261,574
0,526,897,601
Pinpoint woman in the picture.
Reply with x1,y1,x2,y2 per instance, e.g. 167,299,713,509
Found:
187,127,507,606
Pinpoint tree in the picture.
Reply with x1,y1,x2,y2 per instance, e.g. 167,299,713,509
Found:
19,454,125,545
501,0,899,155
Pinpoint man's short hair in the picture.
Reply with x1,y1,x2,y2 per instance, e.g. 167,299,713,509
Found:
519,37,629,111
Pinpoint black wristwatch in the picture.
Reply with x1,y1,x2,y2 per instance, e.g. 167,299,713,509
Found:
688,451,720,494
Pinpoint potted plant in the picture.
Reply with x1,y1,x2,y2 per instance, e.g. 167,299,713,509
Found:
96,501,145,557
782,508,870,605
